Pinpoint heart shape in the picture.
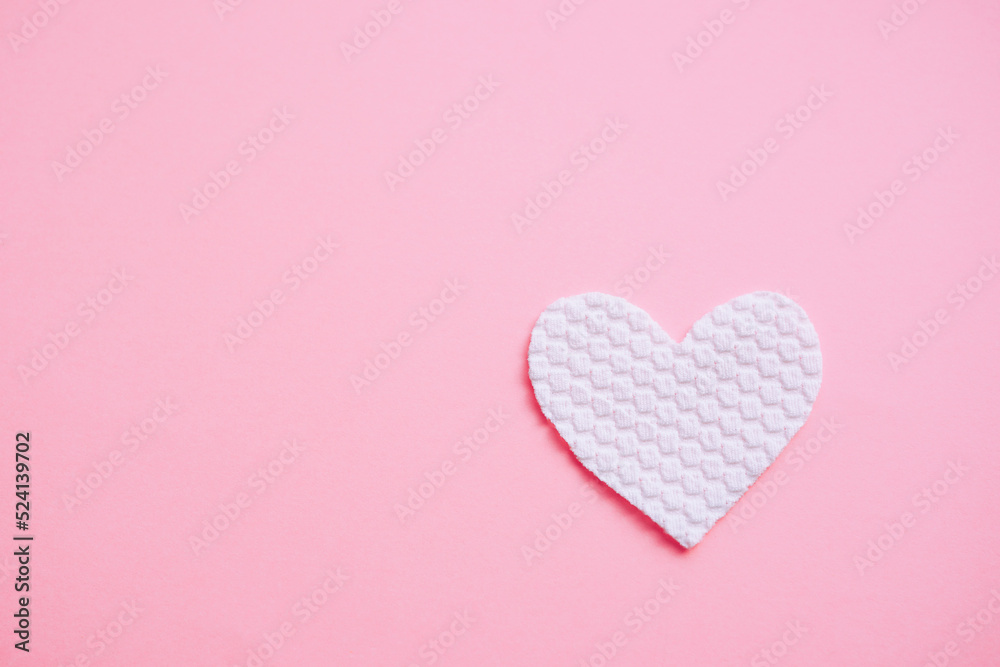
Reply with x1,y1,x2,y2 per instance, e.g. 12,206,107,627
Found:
528,291,822,548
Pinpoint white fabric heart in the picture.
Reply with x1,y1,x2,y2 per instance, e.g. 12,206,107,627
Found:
528,292,822,548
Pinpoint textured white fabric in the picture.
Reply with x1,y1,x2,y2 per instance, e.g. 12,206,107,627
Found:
528,292,822,548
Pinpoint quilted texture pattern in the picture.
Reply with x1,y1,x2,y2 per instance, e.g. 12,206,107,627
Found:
528,292,822,548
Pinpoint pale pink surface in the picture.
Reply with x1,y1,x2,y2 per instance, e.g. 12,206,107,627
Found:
1,1,999,665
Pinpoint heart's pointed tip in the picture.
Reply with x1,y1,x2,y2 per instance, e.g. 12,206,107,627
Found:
676,535,698,550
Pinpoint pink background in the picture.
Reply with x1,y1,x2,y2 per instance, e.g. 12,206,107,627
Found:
2,0,1000,665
